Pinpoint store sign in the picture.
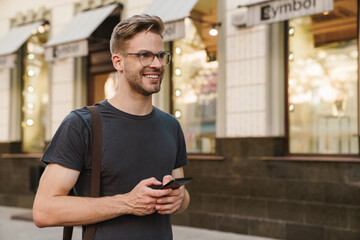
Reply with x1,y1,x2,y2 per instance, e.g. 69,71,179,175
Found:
246,0,333,26
0,54,15,69
45,40,88,62
163,20,185,42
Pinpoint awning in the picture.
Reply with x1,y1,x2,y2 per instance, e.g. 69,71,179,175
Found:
144,0,198,42
232,0,334,27
45,4,119,62
238,0,271,7
0,21,44,69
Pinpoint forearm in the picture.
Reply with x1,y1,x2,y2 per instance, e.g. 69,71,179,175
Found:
33,194,129,227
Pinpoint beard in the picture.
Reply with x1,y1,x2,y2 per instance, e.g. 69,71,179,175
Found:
124,64,163,96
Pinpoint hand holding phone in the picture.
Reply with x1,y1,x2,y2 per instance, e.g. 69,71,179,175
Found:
160,177,192,189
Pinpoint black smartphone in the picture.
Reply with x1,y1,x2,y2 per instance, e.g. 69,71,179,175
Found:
160,177,192,189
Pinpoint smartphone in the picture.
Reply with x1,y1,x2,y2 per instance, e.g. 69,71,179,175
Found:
160,177,192,189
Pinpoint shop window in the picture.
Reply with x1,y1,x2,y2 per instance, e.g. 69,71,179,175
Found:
91,71,118,104
88,7,120,105
172,10,218,154
22,23,50,152
287,0,358,154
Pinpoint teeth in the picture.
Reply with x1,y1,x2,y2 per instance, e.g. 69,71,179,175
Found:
146,75,159,79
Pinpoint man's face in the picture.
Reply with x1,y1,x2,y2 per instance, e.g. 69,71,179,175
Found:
123,31,165,96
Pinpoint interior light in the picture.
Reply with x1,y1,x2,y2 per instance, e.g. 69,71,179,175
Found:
175,89,181,97
289,27,295,36
27,86,35,93
27,103,34,109
28,69,35,77
289,104,295,112
175,47,182,55
175,68,182,76
26,119,34,126
209,27,218,36
323,11,330,15
38,25,45,33
288,52,295,61
174,110,182,118
28,53,35,60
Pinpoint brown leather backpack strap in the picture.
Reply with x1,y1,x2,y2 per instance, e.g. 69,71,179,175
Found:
83,105,102,240
62,106,102,240
62,226,73,240
62,189,75,240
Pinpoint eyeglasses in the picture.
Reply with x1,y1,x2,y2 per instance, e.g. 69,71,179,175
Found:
119,51,172,67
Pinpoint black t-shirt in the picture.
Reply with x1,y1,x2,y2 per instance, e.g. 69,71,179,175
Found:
41,100,188,240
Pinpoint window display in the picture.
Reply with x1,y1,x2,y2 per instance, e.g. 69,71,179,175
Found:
288,0,358,154
22,23,50,152
172,18,217,153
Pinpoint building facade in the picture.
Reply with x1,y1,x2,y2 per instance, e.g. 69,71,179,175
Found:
0,0,359,239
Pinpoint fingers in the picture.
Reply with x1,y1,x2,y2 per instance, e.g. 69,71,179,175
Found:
156,187,184,215
156,199,181,215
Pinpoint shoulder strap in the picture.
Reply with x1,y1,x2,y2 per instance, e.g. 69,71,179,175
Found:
83,105,102,240
62,106,102,240
87,105,102,198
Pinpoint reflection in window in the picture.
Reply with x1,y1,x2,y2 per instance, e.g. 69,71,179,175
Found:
172,18,217,153
288,0,358,154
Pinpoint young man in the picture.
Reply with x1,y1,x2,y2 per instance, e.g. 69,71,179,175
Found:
33,14,190,239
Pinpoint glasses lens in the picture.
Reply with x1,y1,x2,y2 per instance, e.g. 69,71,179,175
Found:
159,52,171,66
138,51,172,66
138,51,154,66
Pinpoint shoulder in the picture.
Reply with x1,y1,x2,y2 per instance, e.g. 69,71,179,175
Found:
153,107,179,125
63,107,92,132
153,107,184,136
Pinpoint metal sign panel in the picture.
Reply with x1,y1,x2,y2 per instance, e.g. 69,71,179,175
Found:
246,0,333,26
163,20,185,42
45,40,88,62
0,54,15,69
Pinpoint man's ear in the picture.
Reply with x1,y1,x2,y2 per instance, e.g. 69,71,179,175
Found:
112,54,124,72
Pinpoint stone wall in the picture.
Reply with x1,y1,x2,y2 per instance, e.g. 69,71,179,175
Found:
0,143,45,208
172,137,360,240
2,138,360,239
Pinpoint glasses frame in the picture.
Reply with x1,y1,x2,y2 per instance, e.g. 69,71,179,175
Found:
118,50,172,67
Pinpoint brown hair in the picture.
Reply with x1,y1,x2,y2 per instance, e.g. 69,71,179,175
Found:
110,14,164,54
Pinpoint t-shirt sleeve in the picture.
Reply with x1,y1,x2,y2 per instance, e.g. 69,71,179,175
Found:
41,110,91,172
174,122,188,169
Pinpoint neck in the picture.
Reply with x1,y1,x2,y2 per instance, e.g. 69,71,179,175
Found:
108,83,153,116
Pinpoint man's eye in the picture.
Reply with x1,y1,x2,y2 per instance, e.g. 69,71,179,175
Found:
139,52,153,58
158,52,166,59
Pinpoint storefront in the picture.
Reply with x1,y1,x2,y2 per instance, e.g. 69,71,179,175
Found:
45,3,121,106
0,0,359,239
179,0,360,239
145,0,219,154
0,20,50,153
232,0,359,156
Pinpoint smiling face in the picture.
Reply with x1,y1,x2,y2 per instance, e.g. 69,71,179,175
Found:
122,31,165,96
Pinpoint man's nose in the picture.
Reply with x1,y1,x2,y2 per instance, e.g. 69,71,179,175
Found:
149,56,162,68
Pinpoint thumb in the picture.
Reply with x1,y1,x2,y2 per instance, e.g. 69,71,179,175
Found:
162,175,174,185
142,177,162,187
